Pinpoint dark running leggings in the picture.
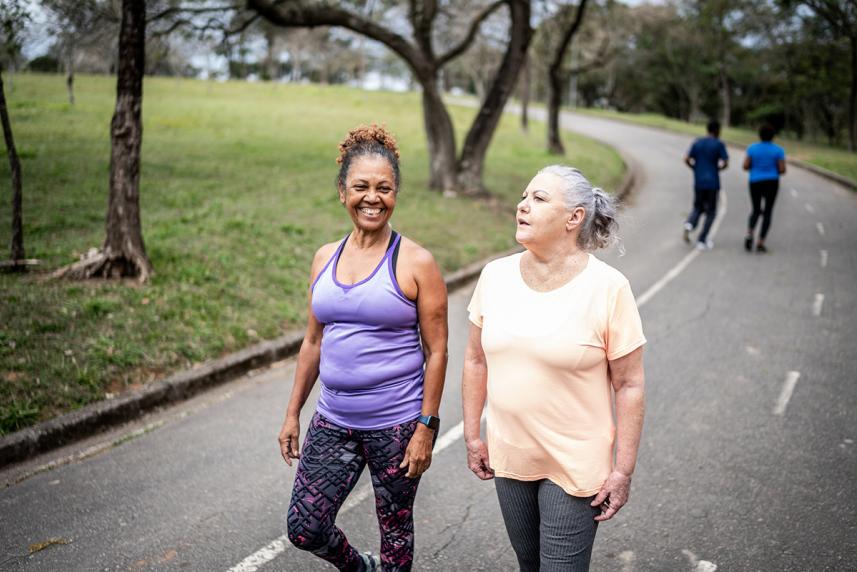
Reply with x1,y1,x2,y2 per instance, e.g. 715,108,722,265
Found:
495,477,600,572
748,179,779,240
287,413,421,572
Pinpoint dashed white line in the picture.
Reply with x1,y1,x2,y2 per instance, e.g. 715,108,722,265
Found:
636,194,728,308
773,371,801,416
790,188,798,198
820,250,828,268
682,549,718,571
817,222,825,236
812,293,825,317
804,203,815,214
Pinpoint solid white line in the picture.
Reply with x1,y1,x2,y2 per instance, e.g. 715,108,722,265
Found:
820,250,828,268
804,203,815,214
228,415,478,572
817,222,825,236
812,293,825,317
636,194,728,308
773,371,801,415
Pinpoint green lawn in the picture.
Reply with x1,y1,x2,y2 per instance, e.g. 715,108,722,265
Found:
577,108,857,185
0,73,624,434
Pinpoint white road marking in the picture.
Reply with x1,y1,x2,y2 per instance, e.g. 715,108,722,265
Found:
682,548,718,571
231,180,730,571
773,371,801,416
790,188,798,198
636,194,727,308
619,550,636,572
228,414,482,572
812,293,825,317
820,250,828,268
745,346,760,356
804,203,815,213
817,222,825,236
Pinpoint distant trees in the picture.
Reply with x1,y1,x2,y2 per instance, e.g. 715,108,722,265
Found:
567,0,853,149
795,0,857,150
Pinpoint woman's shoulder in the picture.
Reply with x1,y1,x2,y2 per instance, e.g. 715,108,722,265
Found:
397,234,437,269
480,251,522,278
586,255,630,289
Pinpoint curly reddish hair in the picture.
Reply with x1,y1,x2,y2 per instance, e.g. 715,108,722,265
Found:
336,124,401,190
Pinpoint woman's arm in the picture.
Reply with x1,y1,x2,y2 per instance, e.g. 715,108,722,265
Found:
743,155,751,171
462,323,494,480
278,244,335,466
591,346,645,521
777,159,786,175
400,245,448,478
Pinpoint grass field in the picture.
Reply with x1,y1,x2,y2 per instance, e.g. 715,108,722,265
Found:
577,108,857,185
0,73,624,434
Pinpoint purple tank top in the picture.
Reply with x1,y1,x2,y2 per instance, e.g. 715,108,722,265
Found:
311,232,425,430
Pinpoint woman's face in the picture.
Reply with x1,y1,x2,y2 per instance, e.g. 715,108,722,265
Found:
339,155,398,233
515,173,584,246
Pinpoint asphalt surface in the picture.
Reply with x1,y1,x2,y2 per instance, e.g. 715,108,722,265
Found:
2,112,856,572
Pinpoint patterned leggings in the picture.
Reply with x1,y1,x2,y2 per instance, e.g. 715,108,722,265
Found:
287,413,421,571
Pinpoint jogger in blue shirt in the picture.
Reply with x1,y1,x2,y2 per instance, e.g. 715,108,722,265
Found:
683,120,729,250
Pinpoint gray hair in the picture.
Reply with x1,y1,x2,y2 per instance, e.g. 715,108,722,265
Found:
537,165,619,251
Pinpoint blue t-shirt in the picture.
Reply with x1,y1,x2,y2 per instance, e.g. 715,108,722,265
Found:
746,141,785,183
688,136,729,190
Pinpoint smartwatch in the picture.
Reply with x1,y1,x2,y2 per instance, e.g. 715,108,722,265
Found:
417,414,440,432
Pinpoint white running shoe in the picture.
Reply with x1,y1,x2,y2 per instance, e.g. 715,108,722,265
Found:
683,222,693,243
696,240,714,251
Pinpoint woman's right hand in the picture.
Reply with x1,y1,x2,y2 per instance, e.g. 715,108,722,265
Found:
466,438,494,480
278,415,301,466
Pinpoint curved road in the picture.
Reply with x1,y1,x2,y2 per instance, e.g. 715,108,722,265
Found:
2,112,856,572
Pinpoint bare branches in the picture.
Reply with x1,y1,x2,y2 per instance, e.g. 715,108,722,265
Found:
437,0,505,67
147,4,243,24
247,0,424,70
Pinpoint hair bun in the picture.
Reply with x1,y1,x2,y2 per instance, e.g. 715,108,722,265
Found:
337,124,400,165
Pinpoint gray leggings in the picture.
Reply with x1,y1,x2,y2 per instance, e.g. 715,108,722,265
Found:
495,477,600,572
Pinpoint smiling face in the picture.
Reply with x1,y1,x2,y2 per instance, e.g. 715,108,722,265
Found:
339,154,398,232
516,173,585,247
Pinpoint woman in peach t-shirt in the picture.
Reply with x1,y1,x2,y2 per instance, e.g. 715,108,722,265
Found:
462,166,646,571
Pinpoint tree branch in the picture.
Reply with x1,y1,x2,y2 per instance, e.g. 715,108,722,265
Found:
436,0,505,68
247,0,425,71
548,0,589,77
147,4,242,23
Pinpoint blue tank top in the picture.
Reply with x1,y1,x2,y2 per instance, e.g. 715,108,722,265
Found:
310,232,425,430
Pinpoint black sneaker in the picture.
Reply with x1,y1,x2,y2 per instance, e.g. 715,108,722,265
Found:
756,243,768,253
744,236,753,252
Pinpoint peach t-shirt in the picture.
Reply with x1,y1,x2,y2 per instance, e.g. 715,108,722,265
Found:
468,252,646,496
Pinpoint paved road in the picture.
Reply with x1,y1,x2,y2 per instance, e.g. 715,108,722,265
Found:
2,112,856,572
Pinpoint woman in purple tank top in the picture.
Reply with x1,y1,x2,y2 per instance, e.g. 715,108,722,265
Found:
277,125,448,572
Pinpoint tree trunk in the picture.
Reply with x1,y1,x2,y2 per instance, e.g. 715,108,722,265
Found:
264,29,278,80
420,74,459,192
547,67,565,155
457,0,532,193
719,67,731,128
0,70,25,267
66,42,76,105
520,51,530,131
849,36,856,152
545,0,588,156
54,0,152,282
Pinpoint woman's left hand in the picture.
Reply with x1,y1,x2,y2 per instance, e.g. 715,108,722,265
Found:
591,470,632,522
399,424,434,478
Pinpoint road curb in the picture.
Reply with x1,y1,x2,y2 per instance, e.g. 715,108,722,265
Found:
0,247,521,468
0,129,638,470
